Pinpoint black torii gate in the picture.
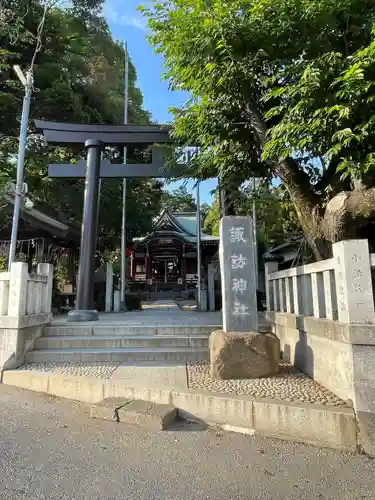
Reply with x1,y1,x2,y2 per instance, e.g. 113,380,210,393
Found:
35,120,183,322
35,120,234,322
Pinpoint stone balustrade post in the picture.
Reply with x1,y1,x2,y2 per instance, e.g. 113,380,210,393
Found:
207,263,217,312
105,262,113,312
0,274,10,316
332,239,375,324
265,261,278,311
8,263,29,316
37,263,54,314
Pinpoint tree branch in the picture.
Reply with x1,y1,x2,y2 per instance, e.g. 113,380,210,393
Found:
314,156,351,194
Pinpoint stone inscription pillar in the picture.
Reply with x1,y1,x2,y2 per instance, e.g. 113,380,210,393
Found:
219,216,258,332
69,139,103,322
332,239,375,323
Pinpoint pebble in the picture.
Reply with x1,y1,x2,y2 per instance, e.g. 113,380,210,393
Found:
186,361,347,407
19,362,119,379
19,359,346,407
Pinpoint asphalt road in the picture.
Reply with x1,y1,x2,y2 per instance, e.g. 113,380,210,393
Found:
0,385,374,500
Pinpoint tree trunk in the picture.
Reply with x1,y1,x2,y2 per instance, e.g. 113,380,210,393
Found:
320,186,375,247
277,159,375,259
274,157,331,261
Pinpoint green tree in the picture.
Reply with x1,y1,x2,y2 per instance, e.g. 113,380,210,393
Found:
161,185,197,212
203,198,220,236
237,183,301,247
142,0,375,260
199,202,211,228
203,183,301,244
1,0,161,247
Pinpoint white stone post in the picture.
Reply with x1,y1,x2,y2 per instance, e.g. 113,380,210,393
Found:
323,269,337,320
332,239,375,324
311,272,326,318
37,263,54,314
278,279,285,312
265,261,278,311
301,274,314,316
113,290,121,312
0,275,10,316
292,275,302,314
285,277,293,313
208,263,217,312
34,281,43,314
8,262,29,316
105,263,113,312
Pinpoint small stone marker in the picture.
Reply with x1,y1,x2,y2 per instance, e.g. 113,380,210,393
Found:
90,398,177,430
219,216,258,333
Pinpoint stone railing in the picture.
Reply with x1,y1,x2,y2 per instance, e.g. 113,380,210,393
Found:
266,239,375,325
0,262,53,374
1,262,53,318
265,258,337,321
265,240,375,455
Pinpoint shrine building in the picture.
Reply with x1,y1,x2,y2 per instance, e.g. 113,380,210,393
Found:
128,209,219,299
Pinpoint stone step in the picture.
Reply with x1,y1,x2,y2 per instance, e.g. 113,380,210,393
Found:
35,335,209,350
43,325,219,337
26,347,209,363
90,398,177,430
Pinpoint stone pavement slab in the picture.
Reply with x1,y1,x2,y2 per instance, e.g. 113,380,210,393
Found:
142,300,180,311
111,361,188,390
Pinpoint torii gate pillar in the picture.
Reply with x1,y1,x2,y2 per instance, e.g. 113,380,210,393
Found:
68,140,103,322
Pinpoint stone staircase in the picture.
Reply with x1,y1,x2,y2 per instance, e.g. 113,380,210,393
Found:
25,323,216,364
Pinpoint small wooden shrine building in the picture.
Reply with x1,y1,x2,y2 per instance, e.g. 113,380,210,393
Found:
129,209,219,299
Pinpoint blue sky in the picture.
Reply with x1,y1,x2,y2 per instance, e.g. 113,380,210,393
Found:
103,0,217,204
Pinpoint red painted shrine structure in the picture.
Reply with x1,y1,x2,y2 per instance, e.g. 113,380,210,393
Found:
128,209,219,298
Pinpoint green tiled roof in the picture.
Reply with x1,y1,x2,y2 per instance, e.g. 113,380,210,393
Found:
133,209,219,245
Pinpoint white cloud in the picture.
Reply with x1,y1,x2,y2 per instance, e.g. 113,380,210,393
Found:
104,1,149,31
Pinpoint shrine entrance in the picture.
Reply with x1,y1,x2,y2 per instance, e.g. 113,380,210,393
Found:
152,257,180,284
35,120,221,318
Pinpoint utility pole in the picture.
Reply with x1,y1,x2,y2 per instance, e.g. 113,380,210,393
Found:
8,67,33,269
196,181,202,310
120,43,129,310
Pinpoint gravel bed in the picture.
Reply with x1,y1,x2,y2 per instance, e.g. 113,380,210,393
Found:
19,362,120,379
187,361,347,406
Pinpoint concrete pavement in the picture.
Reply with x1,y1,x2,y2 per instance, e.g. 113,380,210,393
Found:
0,385,373,500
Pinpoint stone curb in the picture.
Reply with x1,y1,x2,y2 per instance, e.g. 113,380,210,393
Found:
2,369,357,452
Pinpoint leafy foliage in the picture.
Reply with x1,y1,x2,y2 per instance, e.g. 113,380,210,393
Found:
203,183,301,245
142,0,375,258
203,198,220,236
1,0,161,247
161,185,197,212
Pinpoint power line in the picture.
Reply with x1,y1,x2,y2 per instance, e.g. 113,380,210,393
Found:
30,1,49,72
